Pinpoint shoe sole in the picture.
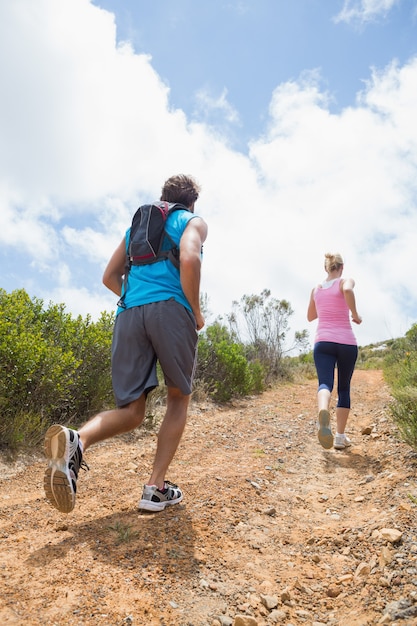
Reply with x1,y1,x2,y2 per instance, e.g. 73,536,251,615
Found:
318,410,334,449
138,494,183,512
44,425,76,513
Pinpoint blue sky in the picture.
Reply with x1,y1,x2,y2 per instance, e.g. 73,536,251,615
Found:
92,0,417,146
1,0,417,350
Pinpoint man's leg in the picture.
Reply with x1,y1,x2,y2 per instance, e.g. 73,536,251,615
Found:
44,396,146,513
138,301,197,511
138,387,190,512
147,387,190,488
79,395,146,451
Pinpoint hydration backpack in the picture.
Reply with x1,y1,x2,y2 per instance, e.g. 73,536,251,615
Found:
118,201,190,307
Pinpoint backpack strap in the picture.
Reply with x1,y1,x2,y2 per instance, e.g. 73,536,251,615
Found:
117,202,190,308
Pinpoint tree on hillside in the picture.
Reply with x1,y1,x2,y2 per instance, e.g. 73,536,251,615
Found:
228,289,309,380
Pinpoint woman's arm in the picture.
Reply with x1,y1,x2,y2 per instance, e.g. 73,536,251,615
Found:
307,288,318,322
341,278,362,324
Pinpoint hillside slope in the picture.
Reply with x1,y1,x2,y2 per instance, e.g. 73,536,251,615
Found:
1,370,417,625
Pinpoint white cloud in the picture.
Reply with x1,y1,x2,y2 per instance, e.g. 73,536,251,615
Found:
0,0,202,208
206,60,417,345
194,87,240,125
0,0,416,351
335,0,401,24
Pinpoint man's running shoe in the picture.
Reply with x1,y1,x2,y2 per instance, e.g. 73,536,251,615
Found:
318,409,334,449
44,424,88,513
138,480,183,512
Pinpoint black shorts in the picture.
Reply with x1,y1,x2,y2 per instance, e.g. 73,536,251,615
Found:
111,299,198,406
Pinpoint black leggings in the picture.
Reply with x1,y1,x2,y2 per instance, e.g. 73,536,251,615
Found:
313,341,358,409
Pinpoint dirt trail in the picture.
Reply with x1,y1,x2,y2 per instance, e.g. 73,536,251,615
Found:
1,369,417,626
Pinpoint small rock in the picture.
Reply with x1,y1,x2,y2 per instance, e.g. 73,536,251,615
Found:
380,528,403,543
337,574,353,584
355,562,371,578
281,588,292,602
399,501,412,511
327,585,341,598
296,609,311,618
269,609,287,623
263,507,276,516
233,616,258,626
361,426,373,435
363,475,375,484
380,546,393,566
260,594,278,610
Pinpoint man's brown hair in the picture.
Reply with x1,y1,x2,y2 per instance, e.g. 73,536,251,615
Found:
161,174,201,208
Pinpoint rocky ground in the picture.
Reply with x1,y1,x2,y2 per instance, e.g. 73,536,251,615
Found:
1,369,417,626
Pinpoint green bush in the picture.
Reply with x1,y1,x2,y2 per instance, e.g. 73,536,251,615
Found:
357,341,394,370
0,287,304,448
285,356,316,382
389,386,417,449
384,324,417,449
0,289,113,448
195,322,265,402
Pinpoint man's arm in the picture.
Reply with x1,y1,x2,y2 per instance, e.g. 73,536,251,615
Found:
102,238,126,296
179,217,208,331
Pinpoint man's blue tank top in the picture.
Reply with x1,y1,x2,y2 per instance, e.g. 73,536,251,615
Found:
117,209,198,316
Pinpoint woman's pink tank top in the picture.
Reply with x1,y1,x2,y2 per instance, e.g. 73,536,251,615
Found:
314,278,357,345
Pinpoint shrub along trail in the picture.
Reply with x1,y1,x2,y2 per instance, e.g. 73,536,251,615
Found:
1,369,417,626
